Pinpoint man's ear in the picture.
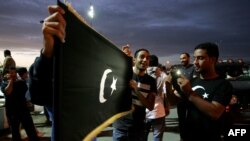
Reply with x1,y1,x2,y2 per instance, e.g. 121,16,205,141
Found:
210,57,217,64
133,57,136,64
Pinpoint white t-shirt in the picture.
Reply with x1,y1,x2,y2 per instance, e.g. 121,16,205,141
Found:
146,67,167,119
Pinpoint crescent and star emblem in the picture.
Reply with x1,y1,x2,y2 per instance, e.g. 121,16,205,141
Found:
192,85,209,99
99,69,118,103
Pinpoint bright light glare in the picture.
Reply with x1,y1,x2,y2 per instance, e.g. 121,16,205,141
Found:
88,5,94,19
176,70,181,75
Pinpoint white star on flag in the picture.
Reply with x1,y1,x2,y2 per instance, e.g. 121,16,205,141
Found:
110,76,117,95
203,93,209,99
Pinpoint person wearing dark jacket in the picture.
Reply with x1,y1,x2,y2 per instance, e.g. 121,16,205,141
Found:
28,5,66,141
1,68,40,141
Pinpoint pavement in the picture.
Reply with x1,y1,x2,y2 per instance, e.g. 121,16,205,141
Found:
0,106,52,141
0,114,51,141
1,104,250,141
0,106,180,141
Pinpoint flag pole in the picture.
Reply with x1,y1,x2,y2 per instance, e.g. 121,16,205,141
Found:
55,1,64,141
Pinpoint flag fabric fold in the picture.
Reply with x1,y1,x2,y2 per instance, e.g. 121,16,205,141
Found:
55,2,133,141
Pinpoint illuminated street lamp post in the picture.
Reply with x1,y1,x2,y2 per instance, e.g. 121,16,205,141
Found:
88,4,94,26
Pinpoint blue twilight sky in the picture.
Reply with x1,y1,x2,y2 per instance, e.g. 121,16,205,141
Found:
0,0,250,67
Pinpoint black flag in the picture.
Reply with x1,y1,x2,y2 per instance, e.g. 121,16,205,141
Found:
54,2,133,141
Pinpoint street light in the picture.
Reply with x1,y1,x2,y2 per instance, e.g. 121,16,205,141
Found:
88,4,94,19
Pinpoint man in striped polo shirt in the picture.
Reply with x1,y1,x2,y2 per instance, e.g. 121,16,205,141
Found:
113,48,156,141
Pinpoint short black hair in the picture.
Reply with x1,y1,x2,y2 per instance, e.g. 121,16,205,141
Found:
134,48,149,58
4,50,11,56
181,52,190,58
194,42,219,61
149,55,159,67
17,67,28,76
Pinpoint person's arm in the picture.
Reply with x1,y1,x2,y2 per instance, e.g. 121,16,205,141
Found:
28,5,66,105
164,74,182,106
3,58,11,73
42,5,66,58
188,91,225,120
29,5,66,82
2,58,8,70
136,89,155,111
165,81,173,96
4,79,14,95
2,71,16,95
130,80,155,110
177,76,225,120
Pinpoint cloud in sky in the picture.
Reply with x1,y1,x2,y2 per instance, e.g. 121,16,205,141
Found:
0,0,250,67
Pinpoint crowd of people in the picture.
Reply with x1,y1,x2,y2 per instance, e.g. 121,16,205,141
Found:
0,4,240,141
118,43,233,141
0,50,48,141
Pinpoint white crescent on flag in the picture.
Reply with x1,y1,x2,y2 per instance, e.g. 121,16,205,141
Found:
99,69,112,103
192,85,209,99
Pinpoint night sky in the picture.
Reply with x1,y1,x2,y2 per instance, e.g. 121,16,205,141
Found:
0,0,250,67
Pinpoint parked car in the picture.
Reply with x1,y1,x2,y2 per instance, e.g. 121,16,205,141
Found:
216,62,250,111
216,62,250,133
